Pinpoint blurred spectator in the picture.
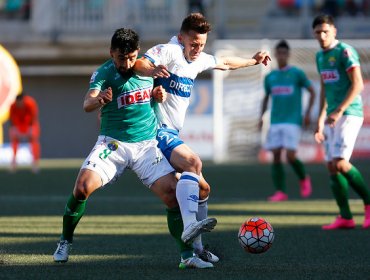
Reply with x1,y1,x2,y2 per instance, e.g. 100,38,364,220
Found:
9,93,41,173
188,0,205,16
320,0,341,17
2,0,30,20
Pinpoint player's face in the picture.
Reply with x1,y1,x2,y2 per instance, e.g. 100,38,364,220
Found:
313,23,337,50
275,48,289,68
110,49,139,75
178,30,207,62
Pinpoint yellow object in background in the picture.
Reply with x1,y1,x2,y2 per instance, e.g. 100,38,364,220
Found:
0,44,23,144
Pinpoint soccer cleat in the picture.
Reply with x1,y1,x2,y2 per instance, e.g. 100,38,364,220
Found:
53,240,72,263
322,216,355,230
196,249,220,263
267,191,288,202
181,218,217,244
300,176,312,198
179,256,214,269
363,205,370,229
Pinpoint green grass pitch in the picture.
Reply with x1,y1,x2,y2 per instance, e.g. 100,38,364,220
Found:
1,160,370,280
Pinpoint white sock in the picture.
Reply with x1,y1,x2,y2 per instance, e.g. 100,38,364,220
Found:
176,172,200,230
193,197,209,253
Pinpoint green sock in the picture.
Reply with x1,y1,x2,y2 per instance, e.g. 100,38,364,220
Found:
289,159,306,180
330,174,352,219
62,193,87,242
166,207,193,260
343,166,370,205
272,162,286,192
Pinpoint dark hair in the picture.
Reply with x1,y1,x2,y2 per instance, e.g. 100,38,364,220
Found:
312,14,335,29
275,40,290,51
111,28,140,54
180,13,211,34
16,92,25,101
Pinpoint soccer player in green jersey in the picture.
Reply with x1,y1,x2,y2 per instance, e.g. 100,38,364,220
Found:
52,28,214,269
260,40,315,202
313,14,370,229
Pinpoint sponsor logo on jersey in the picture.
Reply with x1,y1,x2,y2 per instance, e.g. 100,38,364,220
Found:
90,71,98,83
169,79,193,93
320,69,340,83
117,86,152,108
271,86,294,96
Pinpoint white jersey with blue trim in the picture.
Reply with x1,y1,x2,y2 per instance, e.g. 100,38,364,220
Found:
144,36,217,131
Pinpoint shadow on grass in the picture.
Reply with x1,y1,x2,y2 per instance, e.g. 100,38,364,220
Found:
1,226,370,280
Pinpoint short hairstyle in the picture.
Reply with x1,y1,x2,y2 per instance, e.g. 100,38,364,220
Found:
111,28,140,54
275,40,290,51
312,14,335,29
180,13,211,34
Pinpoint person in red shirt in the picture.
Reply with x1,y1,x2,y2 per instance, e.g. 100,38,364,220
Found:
9,93,40,172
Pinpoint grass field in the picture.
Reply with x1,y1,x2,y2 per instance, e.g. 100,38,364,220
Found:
1,160,370,280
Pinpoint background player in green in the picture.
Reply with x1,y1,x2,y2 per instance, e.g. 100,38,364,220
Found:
52,28,214,269
313,14,370,230
260,40,315,202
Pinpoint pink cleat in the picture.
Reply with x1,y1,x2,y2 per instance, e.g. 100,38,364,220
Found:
268,191,288,202
300,176,312,198
322,216,355,230
363,205,370,229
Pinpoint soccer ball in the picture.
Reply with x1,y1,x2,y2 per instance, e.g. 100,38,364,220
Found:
238,217,274,254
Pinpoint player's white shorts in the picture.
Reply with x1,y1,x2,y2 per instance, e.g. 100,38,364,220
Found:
81,135,175,187
264,123,301,151
323,115,363,161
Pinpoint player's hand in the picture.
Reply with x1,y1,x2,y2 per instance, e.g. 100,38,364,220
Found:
98,87,113,105
326,109,343,128
314,122,325,143
152,85,167,103
152,65,170,79
253,51,271,66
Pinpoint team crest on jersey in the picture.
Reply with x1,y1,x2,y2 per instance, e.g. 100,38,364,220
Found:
117,86,152,108
107,141,118,151
90,71,98,83
321,69,339,83
328,56,336,66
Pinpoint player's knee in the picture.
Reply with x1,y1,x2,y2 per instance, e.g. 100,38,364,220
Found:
74,176,97,200
199,181,210,200
333,159,350,173
286,153,296,163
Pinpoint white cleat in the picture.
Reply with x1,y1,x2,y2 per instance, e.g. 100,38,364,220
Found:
196,249,220,263
179,256,214,269
53,240,71,263
181,218,217,244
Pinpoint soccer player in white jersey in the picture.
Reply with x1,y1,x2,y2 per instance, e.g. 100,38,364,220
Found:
134,13,271,262
313,14,370,230
260,40,315,202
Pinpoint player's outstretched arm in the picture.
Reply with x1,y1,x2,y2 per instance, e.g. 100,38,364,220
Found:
214,51,271,71
83,88,112,112
134,58,170,79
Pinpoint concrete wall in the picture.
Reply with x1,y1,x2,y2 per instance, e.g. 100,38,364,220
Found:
3,75,100,158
